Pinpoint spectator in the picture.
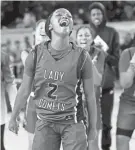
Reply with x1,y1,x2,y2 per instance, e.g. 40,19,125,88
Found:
1,49,17,150
11,40,23,78
88,2,120,150
23,8,36,28
73,14,84,25
16,17,25,28
24,36,32,50
121,32,135,51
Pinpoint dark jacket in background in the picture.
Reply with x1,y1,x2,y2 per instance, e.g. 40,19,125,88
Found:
89,2,120,89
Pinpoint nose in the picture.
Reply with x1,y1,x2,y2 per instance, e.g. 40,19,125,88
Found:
61,14,68,19
81,35,87,40
94,13,100,19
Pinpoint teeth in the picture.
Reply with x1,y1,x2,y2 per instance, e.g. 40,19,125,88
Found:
95,20,99,23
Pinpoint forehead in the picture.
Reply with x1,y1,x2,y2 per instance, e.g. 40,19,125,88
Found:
53,8,72,15
90,8,102,14
78,28,91,34
37,21,45,28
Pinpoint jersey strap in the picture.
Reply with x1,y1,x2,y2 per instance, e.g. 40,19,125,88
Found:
76,49,88,123
31,41,48,92
77,49,88,79
128,49,132,60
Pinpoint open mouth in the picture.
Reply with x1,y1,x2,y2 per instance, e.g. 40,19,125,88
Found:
59,19,69,27
94,19,100,24
80,41,87,44
40,33,46,36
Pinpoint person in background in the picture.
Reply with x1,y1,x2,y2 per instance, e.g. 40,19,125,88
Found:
9,8,97,150
21,19,49,150
88,2,120,150
11,40,23,79
76,25,106,150
6,39,12,54
1,47,17,150
121,32,134,51
116,47,135,150
24,36,32,51
23,8,36,28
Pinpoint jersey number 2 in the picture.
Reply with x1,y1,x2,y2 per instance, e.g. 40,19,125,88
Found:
47,83,58,100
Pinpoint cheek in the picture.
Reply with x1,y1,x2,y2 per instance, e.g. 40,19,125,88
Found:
88,36,93,42
76,36,81,43
99,15,103,21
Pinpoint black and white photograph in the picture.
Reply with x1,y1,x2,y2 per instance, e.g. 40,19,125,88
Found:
1,1,135,150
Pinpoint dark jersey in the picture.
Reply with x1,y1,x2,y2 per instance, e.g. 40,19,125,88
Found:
24,41,93,122
119,47,135,103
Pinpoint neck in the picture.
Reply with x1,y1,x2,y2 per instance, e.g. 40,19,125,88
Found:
51,34,70,50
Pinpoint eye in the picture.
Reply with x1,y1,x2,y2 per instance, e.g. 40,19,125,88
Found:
78,34,83,37
86,34,91,37
56,12,63,17
67,14,72,18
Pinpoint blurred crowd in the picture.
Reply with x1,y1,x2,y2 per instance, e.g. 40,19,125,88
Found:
1,1,135,84
1,1,135,29
1,36,32,85
2,31,135,84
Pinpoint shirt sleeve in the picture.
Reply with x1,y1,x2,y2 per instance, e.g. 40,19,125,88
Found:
119,49,130,73
106,29,120,66
2,52,14,84
24,51,35,77
81,52,93,79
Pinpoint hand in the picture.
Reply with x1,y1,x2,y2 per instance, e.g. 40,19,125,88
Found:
130,53,135,64
87,127,97,142
8,118,19,135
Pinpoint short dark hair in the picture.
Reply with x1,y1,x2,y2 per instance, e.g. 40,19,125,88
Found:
45,13,53,39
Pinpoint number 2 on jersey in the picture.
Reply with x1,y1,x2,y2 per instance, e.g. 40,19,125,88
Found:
47,83,58,100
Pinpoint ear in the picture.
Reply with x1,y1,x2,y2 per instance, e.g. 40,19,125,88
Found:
49,24,53,31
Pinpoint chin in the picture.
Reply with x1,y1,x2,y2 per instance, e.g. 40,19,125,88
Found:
79,44,86,49
60,31,70,37
94,23,101,27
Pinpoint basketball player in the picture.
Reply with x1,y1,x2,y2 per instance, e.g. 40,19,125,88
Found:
9,8,97,150
116,47,135,150
21,19,49,150
1,48,17,150
76,26,106,150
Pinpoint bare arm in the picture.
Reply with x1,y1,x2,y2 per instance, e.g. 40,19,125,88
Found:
120,66,135,88
83,78,97,129
11,51,35,120
93,51,106,86
6,83,17,109
82,53,97,129
21,50,29,66
119,50,135,89
11,74,33,120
